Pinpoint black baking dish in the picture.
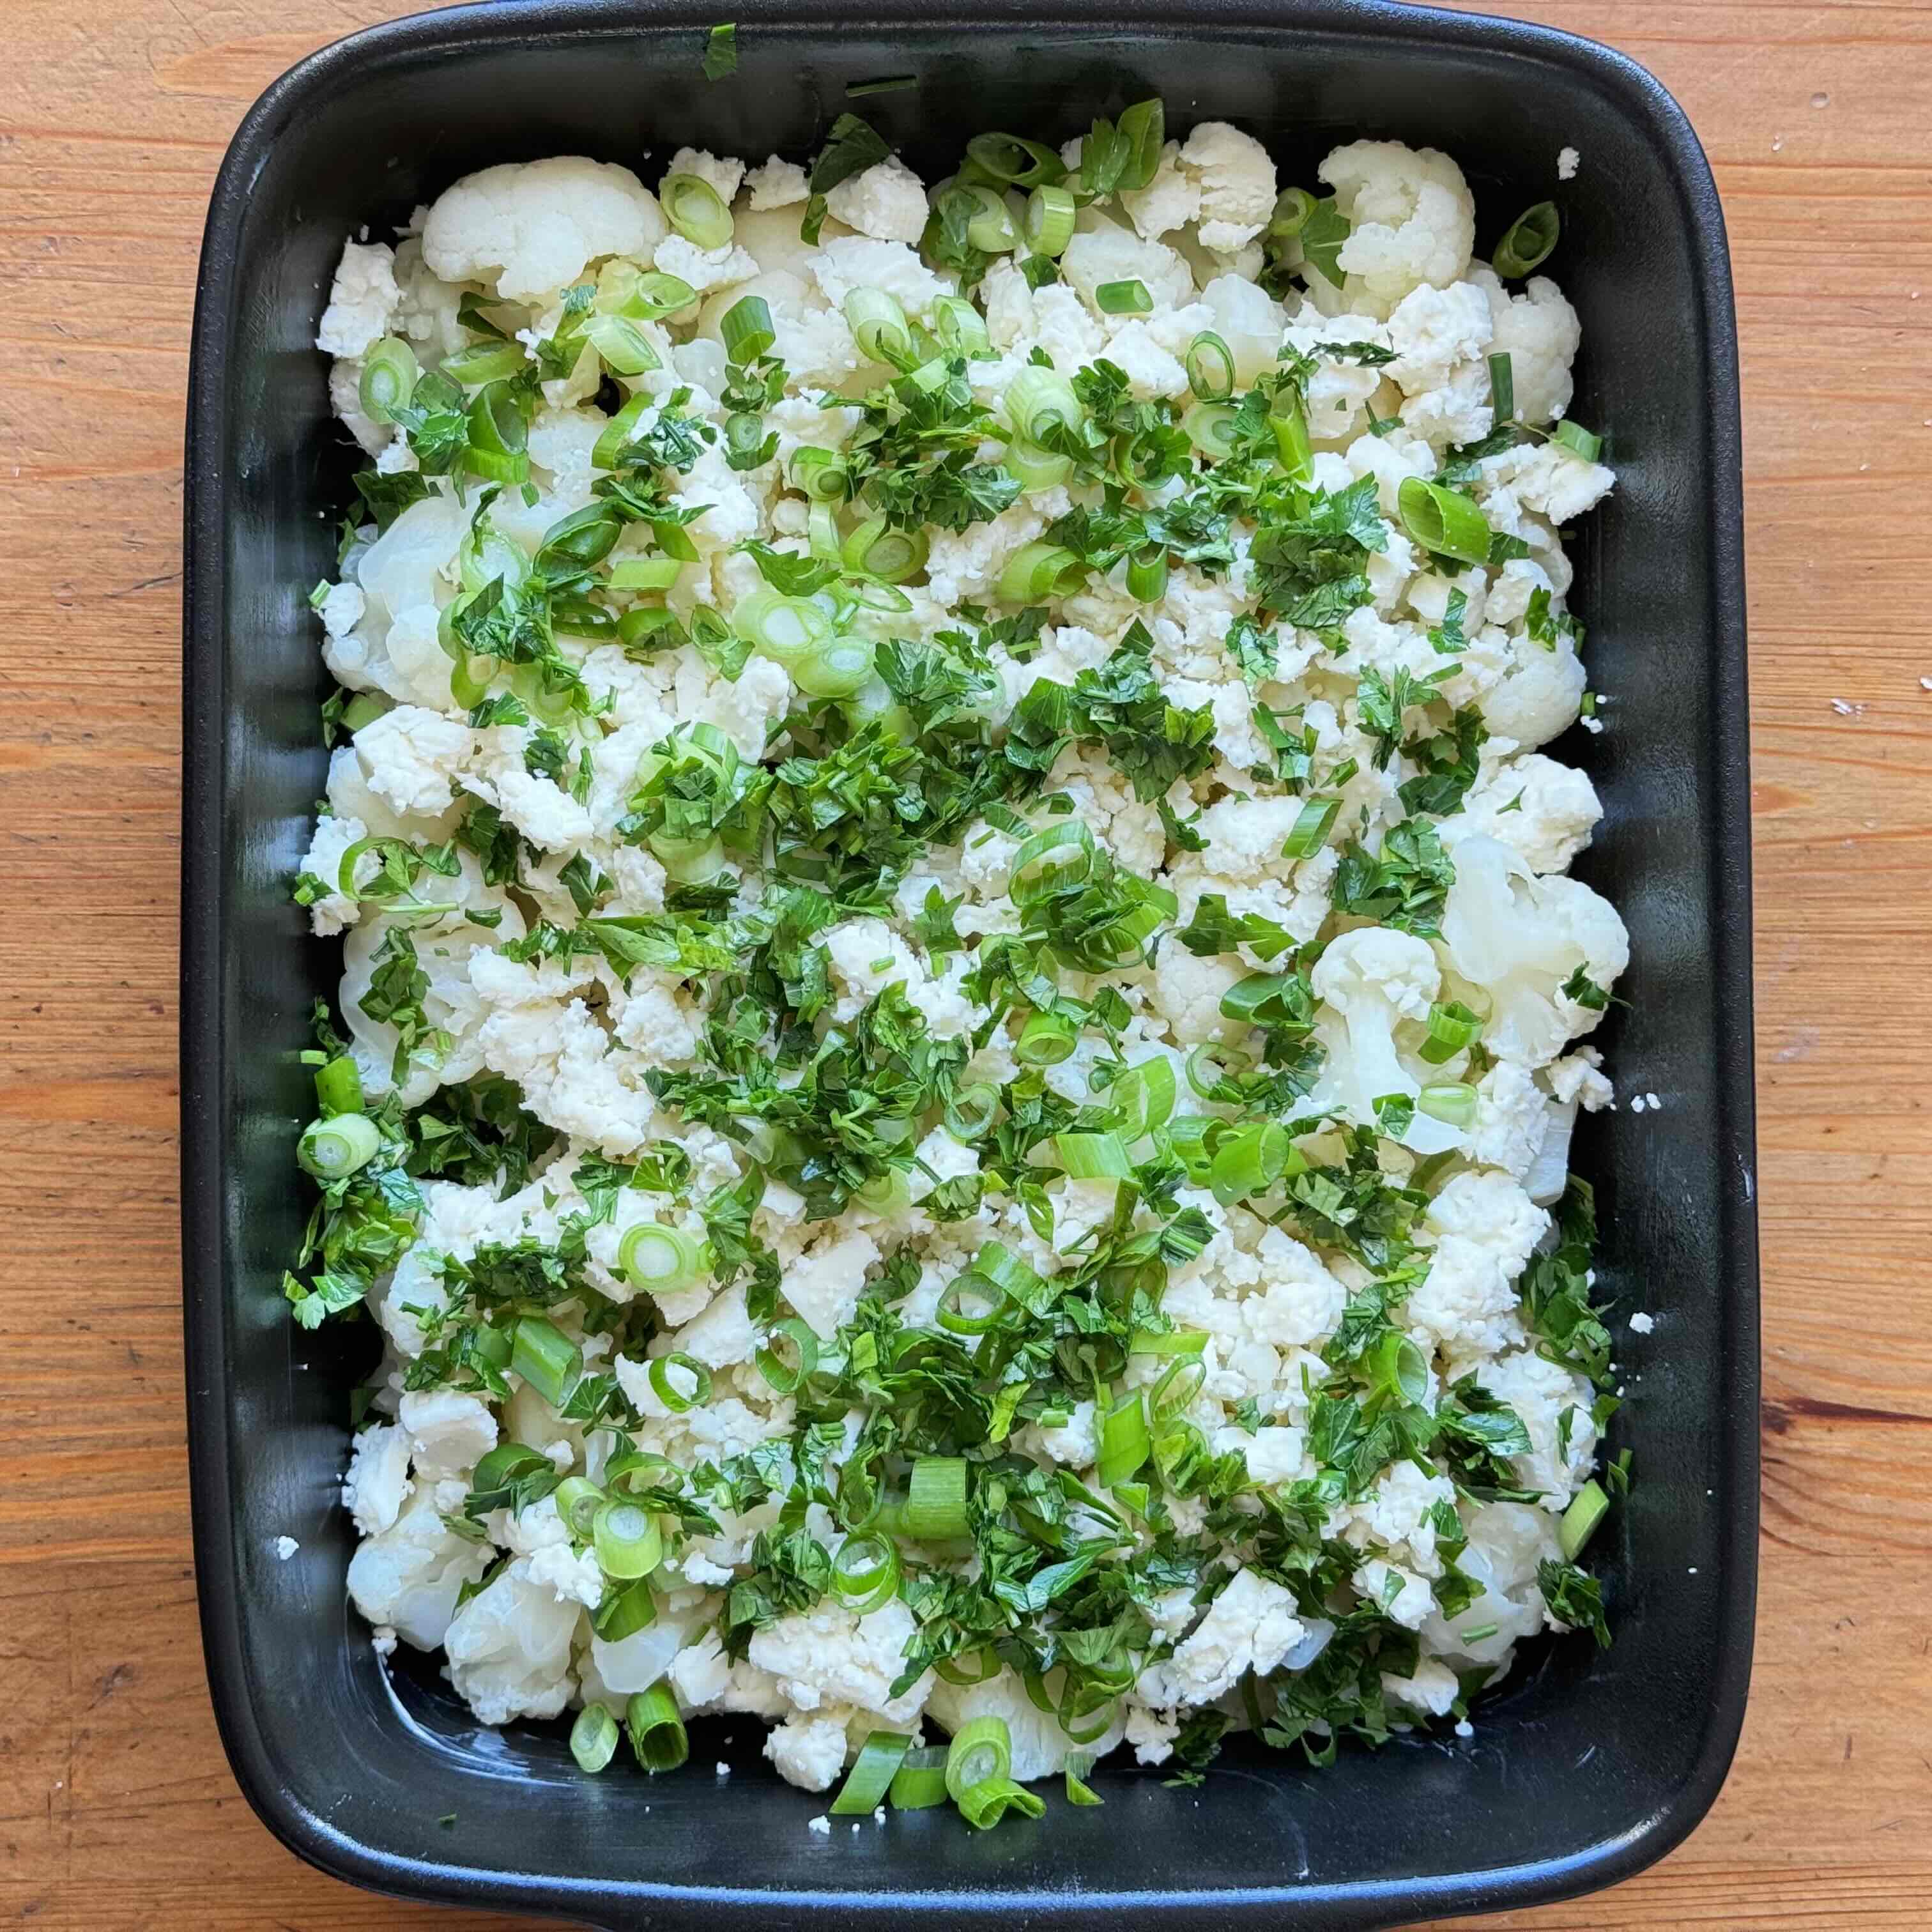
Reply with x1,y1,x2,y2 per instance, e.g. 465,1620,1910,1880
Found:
180,1,1758,1924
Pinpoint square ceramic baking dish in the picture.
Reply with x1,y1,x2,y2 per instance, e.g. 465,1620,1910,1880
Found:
180,2,1758,1924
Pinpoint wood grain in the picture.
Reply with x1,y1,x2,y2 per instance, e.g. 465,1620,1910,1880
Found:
3,1,1928,1924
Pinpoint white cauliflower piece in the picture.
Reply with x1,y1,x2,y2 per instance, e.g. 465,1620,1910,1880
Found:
1241,1232,1348,1350
781,1230,881,1342
1194,793,1305,881
1449,753,1603,873
1120,142,1200,241
809,236,954,321
765,1713,852,1792
1477,266,1582,424
399,1388,498,1477
341,1422,413,1536
1547,1048,1614,1112
297,810,367,936
1178,121,1277,252
825,157,928,244
1383,279,1493,396
1440,836,1629,1065
317,240,401,358
1141,1570,1303,1706
422,157,665,303
1405,1169,1549,1363
1125,1703,1181,1765
747,1598,932,1727
1319,140,1476,315
1060,226,1195,317
353,704,470,816
745,156,809,209
1198,272,1287,384
664,147,745,206
443,1558,580,1725
1465,1058,1560,1182
346,1485,491,1653
1475,1349,1598,1506
1146,946,1247,1046
653,234,763,295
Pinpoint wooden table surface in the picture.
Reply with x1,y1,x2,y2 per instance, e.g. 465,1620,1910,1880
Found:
4,0,1928,1924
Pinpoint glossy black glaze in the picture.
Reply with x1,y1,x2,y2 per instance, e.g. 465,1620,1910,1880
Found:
181,4,1756,1925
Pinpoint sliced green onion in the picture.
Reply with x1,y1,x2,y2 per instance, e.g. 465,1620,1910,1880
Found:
1098,1390,1150,1487
648,1351,713,1413
571,1701,620,1774
1560,1478,1611,1559
944,1083,1001,1140
312,1052,364,1119
943,1715,1013,1801
967,132,1066,188
340,692,388,733
592,392,653,470
1010,821,1096,903
933,1647,999,1687
936,1275,1002,1336
1149,1354,1207,1419
555,1476,606,1538
604,1448,679,1497
647,831,725,884
1370,1329,1432,1407
1015,1011,1078,1067
843,286,913,367
1270,391,1313,481
619,1222,707,1294
787,445,850,501
1220,973,1301,1028
625,1683,689,1774
296,1113,381,1180
1494,201,1560,278
1183,401,1241,459
958,1775,1045,1830
1269,186,1318,238
1209,1119,1291,1204
1418,999,1483,1064
609,555,684,592
996,540,1084,604
932,294,992,356
889,1745,951,1809
1129,1326,1208,1358
717,295,774,365
841,515,928,583
618,270,699,319
792,636,876,698
1397,475,1492,565
581,313,661,376
905,1456,969,1540
1183,331,1236,401
1002,367,1084,446
1418,1080,1479,1128
829,1729,912,1814
1024,184,1077,256
1487,350,1515,424
661,172,734,250
755,1317,820,1394
1065,1753,1103,1806
440,341,528,387
593,1498,663,1579
960,184,1018,254
1552,418,1602,460
831,1533,901,1614
734,586,834,666
1096,279,1151,315
512,1314,582,1406
1280,795,1341,860
1055,1131,1133,1179
358,336,419,422
592,1575,658,1641
1004,438,1073,494
1108,1057,1177,1136
1124,546,1169,601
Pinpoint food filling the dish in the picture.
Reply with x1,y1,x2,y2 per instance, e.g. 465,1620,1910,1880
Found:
292,87,1629,1827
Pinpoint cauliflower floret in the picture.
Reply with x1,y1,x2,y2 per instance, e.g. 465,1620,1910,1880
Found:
825,157,928,244
1100,320,1192,399
1281,303,1396,440
1307,927,1465,1153
422,157,665,303
1383,279,1493,396
1547,1047,1614,1112
654,233,763,295
781,1230,882,1342
926,1669,1124,1783
341,1422,413,1535
747,1598,932,1727
400,1388,498,1478
1405,1169,1550,1363
1125,1703,1181,1765
1478,625,1587,750
1318,140,1476,316
1146,946,1246,1046
765,1712,852,1792
1464,1058,1561,1182
346,1485,491,1653
671,1628,792,1717
297,810,367,936
924,491,1068,608
810,236,955,321
1060,226,1195,317
1120,142,1200,241
1475,1348,1598,1505
317,240,401,359
352,704,470,816
1441,836,1629,1065
443,1558,580,1725
1193,793,1304,881
1242,1232,1348,1350
1476,266,1582,425
1481,437,1614,525
664,147,746,206
745,155,809,209
1197,272,1287,384
1140,1570,1304,1706
1448,752,1603,873
1178,121,1277,252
